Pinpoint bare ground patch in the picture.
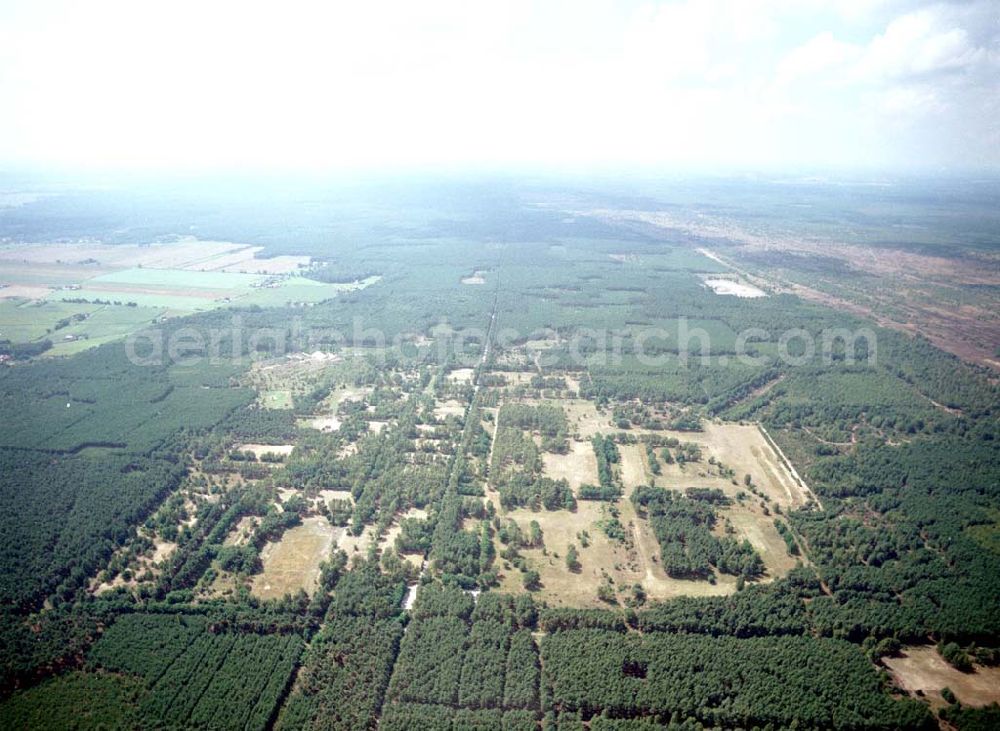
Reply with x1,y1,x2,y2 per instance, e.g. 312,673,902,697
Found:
236,443,295,459
559,398,615,439
647,422,814,511
434,399,466,419
619,444,649,490
884,646,1000,708
494,499,734,608
223,516,261,547
252,516,337,600
542,440,598,490
446,367,475,384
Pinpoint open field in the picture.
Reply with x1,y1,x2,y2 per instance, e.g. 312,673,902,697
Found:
491,412,808,607
434,399,466,419
236,443,295,458
0,299,101,341
619,443,648,489
0,297,165,355
252,516,337,600
648,422,815,510
494,498,735,608
560,398,615,438
0,239,310,274
337,507,427,567
446,367,475,383
0,244,381,348
237,275,380,307
884,646,1000,708
88,266,266,290
46,305,165,355
542,439,598,489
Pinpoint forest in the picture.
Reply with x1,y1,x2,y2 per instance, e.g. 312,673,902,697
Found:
2,178,999,730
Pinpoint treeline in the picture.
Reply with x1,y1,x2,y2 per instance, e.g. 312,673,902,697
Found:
541,629,933,729
790,427,1000,643
579,434,622,501
276,558,406,730
384,586,540,717
0,449,186,611
85,612,303,730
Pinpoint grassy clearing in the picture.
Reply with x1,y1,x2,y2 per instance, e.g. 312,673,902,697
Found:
967,509,1000,554
884,645,1000,708
88,267,265,290
262,390,295,410
618,443,648,489
252,516,337,600
72,287,219,311
542,439,598,489
45,305,164,355
649,422,812,510
558,398,615,439
493,498,734,608
491,403,807,607
236,443,295,458
0,299,101,341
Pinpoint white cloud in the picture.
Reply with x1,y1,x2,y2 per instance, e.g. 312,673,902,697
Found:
858,7,987,80
775,31,860,86
0,0,996,172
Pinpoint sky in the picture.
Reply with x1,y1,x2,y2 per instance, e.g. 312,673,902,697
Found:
0,0,997,173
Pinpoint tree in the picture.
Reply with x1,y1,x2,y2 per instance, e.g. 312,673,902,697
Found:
522,570,541,591
529,521,543,548
565,545,580,572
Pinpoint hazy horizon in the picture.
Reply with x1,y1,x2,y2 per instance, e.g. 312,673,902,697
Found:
1,0,998,175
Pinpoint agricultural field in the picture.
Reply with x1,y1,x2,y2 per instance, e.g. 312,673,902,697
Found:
0,241,381,356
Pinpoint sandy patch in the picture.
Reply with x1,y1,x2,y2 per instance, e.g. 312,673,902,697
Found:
447,367,475,384
237,443,295,458
645,422,813,511
884,646,1000,708
320,488,355,505
223,516,261,547
703,278,767,298
619,444,649,490
560,399,614,439
434,400,466,419
542,440,599,490
0,284,54,299
495,499,734,608
252,516,337,600
461,271,487,284
306,415,341,431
